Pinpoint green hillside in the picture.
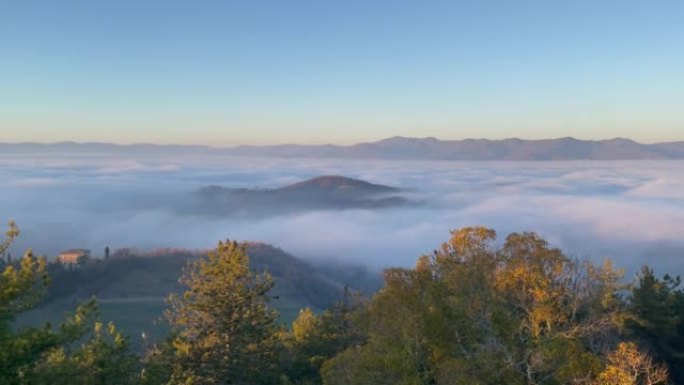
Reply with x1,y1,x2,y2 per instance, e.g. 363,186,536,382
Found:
17,243,379,346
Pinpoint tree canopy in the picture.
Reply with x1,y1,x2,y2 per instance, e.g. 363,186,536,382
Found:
1,222,681,385
321,227,669,385
155,240,282,385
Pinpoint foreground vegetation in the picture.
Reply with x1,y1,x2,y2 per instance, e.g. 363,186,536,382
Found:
1,222,683,384
17,243,373,344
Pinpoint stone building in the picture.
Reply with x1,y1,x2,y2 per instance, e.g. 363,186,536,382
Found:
57,249,91,267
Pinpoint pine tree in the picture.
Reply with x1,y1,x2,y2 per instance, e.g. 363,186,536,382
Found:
164,240,281,385
626,266,684,383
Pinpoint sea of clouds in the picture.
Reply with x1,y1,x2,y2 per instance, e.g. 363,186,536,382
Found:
1,152,683,277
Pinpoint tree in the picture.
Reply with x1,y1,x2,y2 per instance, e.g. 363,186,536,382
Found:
0,221,139,385
594,342,669,385
0,247,52,383
0,220,19,258
282,290,368,385
162,240,282,385
321,227,657,385
626,266,684,383
492,232,624,384
20,313,139,385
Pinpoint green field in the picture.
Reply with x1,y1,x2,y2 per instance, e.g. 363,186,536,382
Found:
18,294,316,351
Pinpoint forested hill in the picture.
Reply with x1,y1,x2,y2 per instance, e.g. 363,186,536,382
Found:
4,226,684,384
43,243,377,309
18,243,380,343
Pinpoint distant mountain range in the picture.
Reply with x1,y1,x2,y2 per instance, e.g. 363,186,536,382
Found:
188,175,411,217
3,137,684,160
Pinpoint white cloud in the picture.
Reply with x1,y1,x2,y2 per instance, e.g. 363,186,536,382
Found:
626,178,684,200
9,177,63,187
0,154,682,276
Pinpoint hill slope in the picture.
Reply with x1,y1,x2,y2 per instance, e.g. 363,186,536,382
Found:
191,175,410,217
18,243,380,346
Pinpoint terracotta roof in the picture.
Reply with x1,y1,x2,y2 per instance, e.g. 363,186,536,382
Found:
60,249,90,254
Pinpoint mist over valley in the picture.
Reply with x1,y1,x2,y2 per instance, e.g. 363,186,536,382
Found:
2,150,682,276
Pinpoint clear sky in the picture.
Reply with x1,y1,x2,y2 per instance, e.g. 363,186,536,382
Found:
1,0,683,145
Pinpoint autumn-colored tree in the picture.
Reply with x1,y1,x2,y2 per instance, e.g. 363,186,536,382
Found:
0,220,19,258
282,289,368,385
162,240,282,385
20,312,139,385
594,342,669,385
0,221,139,385
493,232,624,384
2,219,676,385
321,227,661,385
0,247,51,383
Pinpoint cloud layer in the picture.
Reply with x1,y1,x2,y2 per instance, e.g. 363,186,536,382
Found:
1,153,683,277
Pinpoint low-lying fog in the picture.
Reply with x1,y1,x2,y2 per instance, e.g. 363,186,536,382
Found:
1,153,683,276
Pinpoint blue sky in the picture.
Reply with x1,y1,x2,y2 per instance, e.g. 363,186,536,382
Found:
1,0,683,145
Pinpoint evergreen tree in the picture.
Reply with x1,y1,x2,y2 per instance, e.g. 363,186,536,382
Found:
163,240,282,385
626,266,684,383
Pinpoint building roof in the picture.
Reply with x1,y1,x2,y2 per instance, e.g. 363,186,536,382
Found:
60,249,91,254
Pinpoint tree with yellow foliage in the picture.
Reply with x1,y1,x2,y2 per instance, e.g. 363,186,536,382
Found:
0,221,138,385
322,227,664,385
595,342,668,385
161,240,282,385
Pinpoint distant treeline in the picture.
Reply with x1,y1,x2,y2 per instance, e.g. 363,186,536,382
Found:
1,221,683,385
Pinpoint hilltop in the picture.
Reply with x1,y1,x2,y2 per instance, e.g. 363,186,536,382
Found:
278,175,399,193
189,175,411,217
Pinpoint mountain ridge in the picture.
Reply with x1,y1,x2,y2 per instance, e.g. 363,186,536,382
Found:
2,137,684,160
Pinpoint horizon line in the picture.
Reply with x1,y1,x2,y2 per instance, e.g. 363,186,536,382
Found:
2,135,683,149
